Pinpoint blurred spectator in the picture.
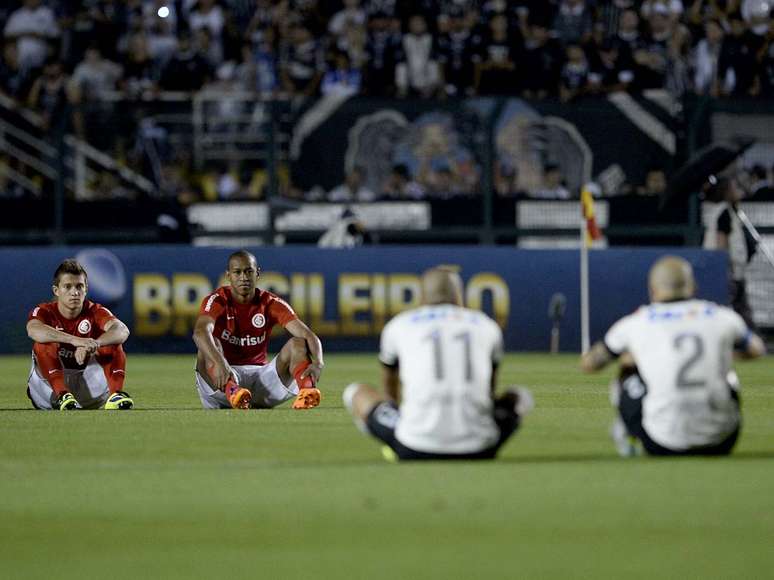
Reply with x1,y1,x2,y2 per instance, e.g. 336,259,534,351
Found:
3,0,60,72
236,36,278,95
145,17,179,70
474,13,520,95
70,47,123,102
362,11,401,96
588,38,635,93
521,20,563,99
318,208,372,248
0,41,35,102
159,33,211,92
382,163,426,200
560,44,590,101
321,52,362,97
633,5,673,89
532,164,572,199
494,160,520,197
597,0,637,38
328,166,376,201
189,0,225,64
329,0,367,37
437,7,478,97
27,59,73,131
279,23,325,96
637,167,668,196
641,0,685,25
552,0,594,46
122,34,158,98
692,18,725,95
395,14,440,98
718,12,765,96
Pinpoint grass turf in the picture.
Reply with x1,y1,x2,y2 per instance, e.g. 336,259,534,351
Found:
1,353,773,579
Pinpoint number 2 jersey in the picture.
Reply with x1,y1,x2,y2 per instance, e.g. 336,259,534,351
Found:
28,300,117,370
604,299,750,450
379,304,504,454
199,286,297,366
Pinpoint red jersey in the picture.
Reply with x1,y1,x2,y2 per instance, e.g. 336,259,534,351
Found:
199,286,297,366
28,300,116,370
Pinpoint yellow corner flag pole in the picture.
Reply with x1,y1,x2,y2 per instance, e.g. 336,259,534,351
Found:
580,184,602,353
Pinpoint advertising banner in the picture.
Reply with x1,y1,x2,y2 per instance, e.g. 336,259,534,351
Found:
0,246,727,354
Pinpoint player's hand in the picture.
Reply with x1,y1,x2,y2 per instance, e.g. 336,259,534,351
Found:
71,337,99,351
300,362,324,383
74,346,92,365
212,361,235,391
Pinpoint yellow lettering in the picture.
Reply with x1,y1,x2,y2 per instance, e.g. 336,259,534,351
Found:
465,273,510,328
389,274,421,316
134,274,171,336
258,273,289,296
171,274,213,336
339,274,371,335
371,274,387,332
290,274,307,320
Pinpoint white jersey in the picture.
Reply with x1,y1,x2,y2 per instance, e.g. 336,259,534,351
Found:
605,299,749,450
379,304,504,454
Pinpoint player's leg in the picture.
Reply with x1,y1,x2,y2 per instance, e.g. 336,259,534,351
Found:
29,343,79,410
485,387,535,457
275,337,321,409
343,382,406,460
614,367,679,456
94,345,133,409
194,342,250,409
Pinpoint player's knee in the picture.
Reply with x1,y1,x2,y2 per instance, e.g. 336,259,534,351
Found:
343,382,378,420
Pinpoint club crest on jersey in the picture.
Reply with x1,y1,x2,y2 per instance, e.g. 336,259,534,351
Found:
252,314,266,328
77,320,91,334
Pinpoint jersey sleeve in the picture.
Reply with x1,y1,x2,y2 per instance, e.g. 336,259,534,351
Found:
724,307,752,347
199,292,227,320
604,315,633,356
378,319,399,367
267,295,298,326
93,304,117,331
28,304,53,324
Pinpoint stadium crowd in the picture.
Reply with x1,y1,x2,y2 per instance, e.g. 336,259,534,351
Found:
3,0,774,108
1,0,774,202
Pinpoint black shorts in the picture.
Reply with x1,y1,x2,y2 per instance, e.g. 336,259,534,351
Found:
365,397,520,461
616,369,740,457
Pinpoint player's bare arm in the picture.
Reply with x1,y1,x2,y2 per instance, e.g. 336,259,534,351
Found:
26,319,99,350
736,332,766,360
580,341,616,373
285,318,324,381
96,318,130,347
192,314,233,390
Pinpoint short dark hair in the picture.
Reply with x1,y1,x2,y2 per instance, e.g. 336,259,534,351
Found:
227,250,258,269
53,259,87,286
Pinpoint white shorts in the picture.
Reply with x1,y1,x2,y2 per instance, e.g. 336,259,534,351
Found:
195,357,299,409
27,355,110,410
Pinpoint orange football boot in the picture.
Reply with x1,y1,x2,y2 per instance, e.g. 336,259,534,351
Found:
226,382,252,409
292,388,321,409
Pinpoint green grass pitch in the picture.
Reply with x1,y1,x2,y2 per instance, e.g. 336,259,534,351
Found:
1,353,773,579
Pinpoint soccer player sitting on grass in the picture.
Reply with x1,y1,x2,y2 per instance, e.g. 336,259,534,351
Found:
581,255,766,457
26,259,133,410
192,250,323,410
343,266,533,460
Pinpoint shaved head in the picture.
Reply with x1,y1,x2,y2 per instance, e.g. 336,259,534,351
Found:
421,266,464,306
648,256,696,302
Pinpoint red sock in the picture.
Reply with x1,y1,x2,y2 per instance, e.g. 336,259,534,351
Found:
33,342,67,396
96,345,126,393
293,361,316,390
